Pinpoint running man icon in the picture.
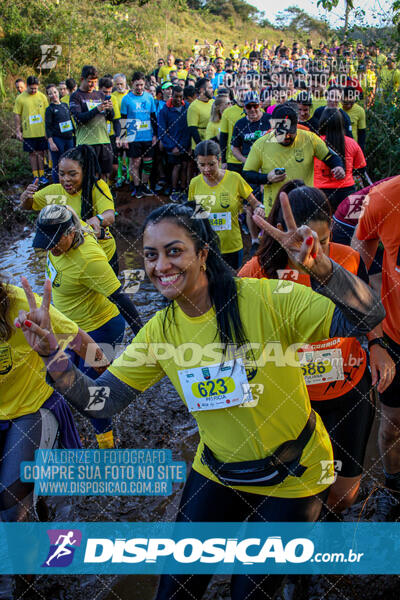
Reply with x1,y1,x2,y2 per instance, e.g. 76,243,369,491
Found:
42,529,82,568
46,532,76,566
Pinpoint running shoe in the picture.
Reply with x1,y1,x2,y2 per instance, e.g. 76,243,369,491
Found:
374,487,400,521
142,184,154,197
135,184,144,199
39,176,49,186
116,176,125,188
170,190,181,203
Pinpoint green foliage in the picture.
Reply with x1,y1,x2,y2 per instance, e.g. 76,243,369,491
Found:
365,89,400,180
0,114,31,185
275,6,331,39
0,33,62,68
199,0,259,21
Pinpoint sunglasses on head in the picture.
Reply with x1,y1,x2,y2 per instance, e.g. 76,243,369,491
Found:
246,103,260,109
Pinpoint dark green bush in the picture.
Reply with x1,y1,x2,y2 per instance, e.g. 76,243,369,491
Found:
365,88,400,181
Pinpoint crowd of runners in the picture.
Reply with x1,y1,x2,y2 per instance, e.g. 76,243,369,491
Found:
2,34,400,599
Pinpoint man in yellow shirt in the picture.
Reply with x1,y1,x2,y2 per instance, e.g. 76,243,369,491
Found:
13,76,49,184
187,78,214,149
175,58,188,81
243,103,345,214
379,57,400,92
219,82,250,173
342,86,366,150
360,58,377,104
157,54,176,83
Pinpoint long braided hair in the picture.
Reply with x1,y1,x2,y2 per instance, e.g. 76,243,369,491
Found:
59,145,112,221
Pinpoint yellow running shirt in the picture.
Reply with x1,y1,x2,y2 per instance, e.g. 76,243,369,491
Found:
158,65,175,82
0,285,78,420
341,103,366,142
109,277,335,498
46,233,120,331
111,90,128,111
205,120,221,140
13,91,49,138
187,99,214,149
220,104,245,164
61,95,70,105
106,95,121,137
188,170,252,254
379,66,400,91
32,180,116,261
244,128,330,214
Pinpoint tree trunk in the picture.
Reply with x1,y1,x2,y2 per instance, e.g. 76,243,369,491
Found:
344,0,350,40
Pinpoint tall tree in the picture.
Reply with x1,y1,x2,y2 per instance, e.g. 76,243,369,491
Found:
317,0,354,39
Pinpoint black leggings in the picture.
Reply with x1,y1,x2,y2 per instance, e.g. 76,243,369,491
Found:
155,469,328,600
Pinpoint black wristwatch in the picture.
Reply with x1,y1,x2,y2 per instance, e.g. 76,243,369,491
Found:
368,338,387,351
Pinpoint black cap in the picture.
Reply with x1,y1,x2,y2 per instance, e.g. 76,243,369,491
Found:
32,216,73,250
271,103,298,134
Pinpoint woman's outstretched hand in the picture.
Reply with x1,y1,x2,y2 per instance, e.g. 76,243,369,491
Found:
15,277,59,356
252,192,333,282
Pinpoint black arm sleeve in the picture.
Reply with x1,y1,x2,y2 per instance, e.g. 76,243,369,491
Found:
113,119,121,137
219,131,228,162
45,106,53,139
343,111,353,138
242,170,270,185
188,125,201,146
358,129,366,151
47,366,137,419
321,150,343,170
108,286,143,335
311,259,385,335
150,112,157,137
70,97,101,124
104,107,114,122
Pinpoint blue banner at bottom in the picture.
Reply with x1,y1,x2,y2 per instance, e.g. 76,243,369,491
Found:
0,522,399,574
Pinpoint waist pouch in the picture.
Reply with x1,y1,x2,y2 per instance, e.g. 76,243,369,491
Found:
201,410,316,487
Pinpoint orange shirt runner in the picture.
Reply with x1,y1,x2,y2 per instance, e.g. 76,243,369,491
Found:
314,135,366,189
238,242,367,401
356,175,400,345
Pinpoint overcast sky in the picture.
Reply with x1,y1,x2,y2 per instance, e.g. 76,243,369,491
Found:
250,0,393,28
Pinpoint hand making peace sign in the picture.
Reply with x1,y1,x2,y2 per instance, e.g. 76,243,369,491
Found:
252,191,333,282
15,277,59,357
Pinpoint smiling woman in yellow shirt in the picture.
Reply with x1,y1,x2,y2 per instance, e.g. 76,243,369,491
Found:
189,140,265,270
31,204,142,448
20,145,119,274
18,199,383,600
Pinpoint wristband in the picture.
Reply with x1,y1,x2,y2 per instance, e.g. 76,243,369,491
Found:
368,338,388,351
96,213,104,225
38,346,60,358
